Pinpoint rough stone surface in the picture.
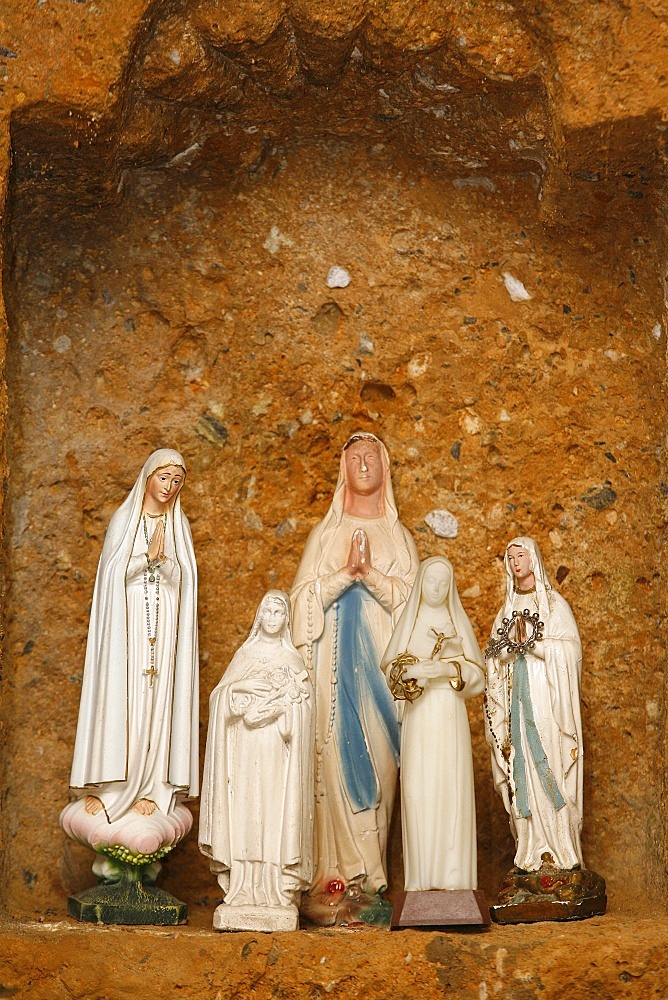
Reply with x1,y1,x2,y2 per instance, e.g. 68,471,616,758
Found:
1,917,668,998
0,0,667,992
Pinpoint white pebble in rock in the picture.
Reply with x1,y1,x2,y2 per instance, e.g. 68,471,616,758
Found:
357,332,375,356
425,509,459,538
502,272,532,302
53,335,72,354
326,266,351,288
263,225,293,255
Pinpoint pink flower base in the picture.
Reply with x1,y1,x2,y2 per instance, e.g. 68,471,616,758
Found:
60,798,193,859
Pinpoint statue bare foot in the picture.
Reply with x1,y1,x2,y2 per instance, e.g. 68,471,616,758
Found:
132,798,157,816
84,795,105,816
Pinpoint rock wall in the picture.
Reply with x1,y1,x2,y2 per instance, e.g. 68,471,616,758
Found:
0,0,666,972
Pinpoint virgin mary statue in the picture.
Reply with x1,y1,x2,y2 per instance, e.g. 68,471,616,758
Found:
68,448,199,824
290,433,418,923
484,537,583,873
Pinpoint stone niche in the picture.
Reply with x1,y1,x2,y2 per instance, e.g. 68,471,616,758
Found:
0,1,667,996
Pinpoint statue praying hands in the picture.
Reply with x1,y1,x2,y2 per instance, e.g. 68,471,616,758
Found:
60,449,199,925
290,433,419,926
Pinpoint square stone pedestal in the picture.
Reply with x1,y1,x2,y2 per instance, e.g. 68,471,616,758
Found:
213,902,299,932
392,889,491,928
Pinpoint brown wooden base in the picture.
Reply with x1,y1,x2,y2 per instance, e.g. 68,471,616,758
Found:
391,889,491,928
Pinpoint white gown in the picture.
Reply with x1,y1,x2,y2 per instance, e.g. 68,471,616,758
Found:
91,519,181,818
400,612,485,890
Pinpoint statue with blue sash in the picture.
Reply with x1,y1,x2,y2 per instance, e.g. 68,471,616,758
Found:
484,537,606,922
290,434,418,926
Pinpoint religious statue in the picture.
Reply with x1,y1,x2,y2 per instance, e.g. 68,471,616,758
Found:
199,591,313,932
483,536,606,922
384,557,485,891
290,432,419,926
60,448,199,924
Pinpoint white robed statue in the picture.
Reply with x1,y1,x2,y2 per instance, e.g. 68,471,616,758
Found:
484,537,583,873
383,557,485,891
61,449,198,877
199,591,313,932
290,433,418,925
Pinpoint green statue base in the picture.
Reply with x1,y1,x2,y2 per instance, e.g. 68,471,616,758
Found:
68,859,187,926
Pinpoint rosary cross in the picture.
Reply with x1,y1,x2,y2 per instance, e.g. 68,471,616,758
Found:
144,663,158,687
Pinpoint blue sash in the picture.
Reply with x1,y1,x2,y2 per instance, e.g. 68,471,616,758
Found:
333,585,400,813
511,654,565,818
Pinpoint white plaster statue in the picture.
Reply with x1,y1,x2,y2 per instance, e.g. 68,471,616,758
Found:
383,557,485,891
199,591,313,932
66,448,199,836
290,433,419,922
484,537,583,873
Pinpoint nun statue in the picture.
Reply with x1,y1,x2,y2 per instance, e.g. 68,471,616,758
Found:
290,433,419,925
199,591,313,932
484,537,606,922
60,448,199,924
383,557,485,896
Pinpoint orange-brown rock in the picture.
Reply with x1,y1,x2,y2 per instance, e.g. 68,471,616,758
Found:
0,0,666,994
1,916,668,998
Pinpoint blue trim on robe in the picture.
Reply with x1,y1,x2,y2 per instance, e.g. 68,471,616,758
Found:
511,653,566,818
333,585,400,813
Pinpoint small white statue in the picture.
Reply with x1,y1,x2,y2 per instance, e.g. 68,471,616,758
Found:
199,591,313,932
383,557,485,891
290,433,419,925
484,537,584,875
60,449,199,922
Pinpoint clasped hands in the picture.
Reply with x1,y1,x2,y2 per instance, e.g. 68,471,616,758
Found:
345,528,371,579
147,520,166,566
403,635,465,684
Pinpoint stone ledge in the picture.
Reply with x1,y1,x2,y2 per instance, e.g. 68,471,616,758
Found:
1,913,667,998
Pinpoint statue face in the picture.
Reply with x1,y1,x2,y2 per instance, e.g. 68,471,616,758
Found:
421,562,451,608
508,545,533,584
145,464,184,508
344,440,383,497
259,598,288,637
